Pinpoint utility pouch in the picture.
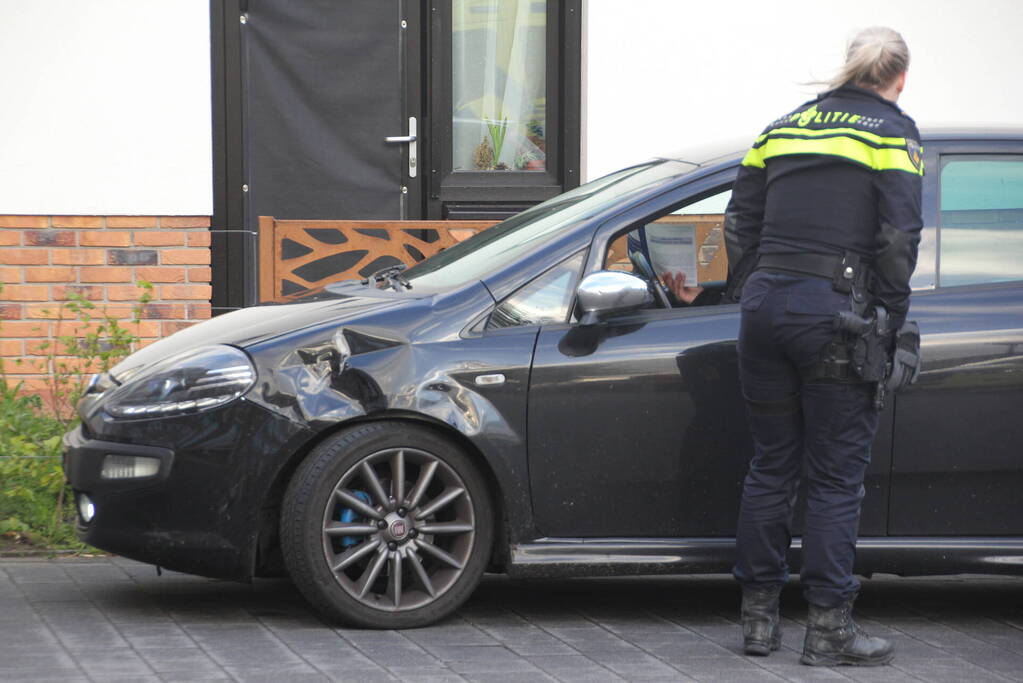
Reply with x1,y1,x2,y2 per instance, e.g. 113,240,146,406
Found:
885,320,922,392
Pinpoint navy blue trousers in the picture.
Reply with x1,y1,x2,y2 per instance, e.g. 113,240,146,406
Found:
733,270,879,608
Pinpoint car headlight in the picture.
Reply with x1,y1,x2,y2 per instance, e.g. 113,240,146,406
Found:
104,345,256,418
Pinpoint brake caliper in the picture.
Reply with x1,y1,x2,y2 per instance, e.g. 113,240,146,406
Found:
339,490,373,548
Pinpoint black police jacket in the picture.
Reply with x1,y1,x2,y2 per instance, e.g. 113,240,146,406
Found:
724,84,923,325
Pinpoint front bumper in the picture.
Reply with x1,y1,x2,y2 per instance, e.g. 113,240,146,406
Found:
62,399,314,580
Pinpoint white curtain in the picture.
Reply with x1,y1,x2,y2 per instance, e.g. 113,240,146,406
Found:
452,0,547,172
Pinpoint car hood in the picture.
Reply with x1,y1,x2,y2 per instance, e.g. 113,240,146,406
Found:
108,283,422,381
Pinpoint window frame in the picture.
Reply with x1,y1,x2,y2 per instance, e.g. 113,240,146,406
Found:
427,0,582,217
485,248,588,331
578,170,739,323
936,147,1023,290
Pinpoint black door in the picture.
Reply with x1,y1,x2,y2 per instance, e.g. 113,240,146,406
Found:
241,0,423,303
889,145,1023,536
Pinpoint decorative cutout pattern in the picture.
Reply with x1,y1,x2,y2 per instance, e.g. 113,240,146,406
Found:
259,218,498,301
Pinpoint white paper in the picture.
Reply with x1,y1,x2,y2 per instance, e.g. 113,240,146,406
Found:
645,222,698,286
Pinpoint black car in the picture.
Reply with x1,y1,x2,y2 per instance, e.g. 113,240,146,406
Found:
63,129,1023,628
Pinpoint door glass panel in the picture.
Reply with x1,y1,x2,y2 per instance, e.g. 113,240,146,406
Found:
452,0,547,172
939,156,1023,286
606,188,733,305
488,251,584,328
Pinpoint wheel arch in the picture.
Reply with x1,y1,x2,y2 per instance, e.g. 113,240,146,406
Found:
253,411,513,577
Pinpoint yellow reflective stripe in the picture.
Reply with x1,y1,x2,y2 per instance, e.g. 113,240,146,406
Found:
754,126,908,148
742,135,923,175
742,147,766,168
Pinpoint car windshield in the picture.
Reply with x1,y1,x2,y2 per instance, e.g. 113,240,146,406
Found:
402,160,695,290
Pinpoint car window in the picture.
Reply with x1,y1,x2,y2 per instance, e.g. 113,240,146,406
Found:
401,160,696,291
605,187,732,306
939,155,1023,287
487,251,585,329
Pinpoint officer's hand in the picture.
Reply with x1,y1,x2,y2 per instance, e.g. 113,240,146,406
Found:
661,271,704,305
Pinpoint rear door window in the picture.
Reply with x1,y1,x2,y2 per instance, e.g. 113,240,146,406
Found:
939,156,1023,287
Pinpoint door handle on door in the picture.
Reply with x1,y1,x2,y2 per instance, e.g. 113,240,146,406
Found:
384,117,418,178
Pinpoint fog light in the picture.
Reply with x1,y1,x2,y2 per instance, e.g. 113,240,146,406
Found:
78,494,95,523
101,454,160,479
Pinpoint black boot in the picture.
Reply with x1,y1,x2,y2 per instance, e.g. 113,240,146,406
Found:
741,585,782,656
801,601,894,666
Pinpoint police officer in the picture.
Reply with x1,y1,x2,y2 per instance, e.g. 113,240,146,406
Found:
724,27,922,666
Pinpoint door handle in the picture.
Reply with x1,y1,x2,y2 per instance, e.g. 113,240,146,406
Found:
384,117,418,178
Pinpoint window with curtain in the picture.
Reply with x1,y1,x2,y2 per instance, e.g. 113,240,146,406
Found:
451,0,547,173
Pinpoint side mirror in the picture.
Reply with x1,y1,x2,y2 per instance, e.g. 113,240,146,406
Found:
576,271,653,325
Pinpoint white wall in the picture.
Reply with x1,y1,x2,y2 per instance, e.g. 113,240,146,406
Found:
583,0,1023,181
0,0,212,215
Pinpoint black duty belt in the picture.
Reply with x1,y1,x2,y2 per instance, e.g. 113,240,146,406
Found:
757,251,874,299
758,252,846,280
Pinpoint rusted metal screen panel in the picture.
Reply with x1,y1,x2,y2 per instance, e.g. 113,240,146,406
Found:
258,218,498,301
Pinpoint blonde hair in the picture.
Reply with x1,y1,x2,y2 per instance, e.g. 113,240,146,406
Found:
828,27,910,91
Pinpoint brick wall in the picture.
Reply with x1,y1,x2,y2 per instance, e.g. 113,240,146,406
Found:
0,215,212,396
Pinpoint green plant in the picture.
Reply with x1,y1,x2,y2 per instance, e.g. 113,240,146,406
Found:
0,282,153,549
41,283,152,426
485,115,509,167
0,379,78,548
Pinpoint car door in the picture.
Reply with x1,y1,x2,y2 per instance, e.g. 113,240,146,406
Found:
526,176,894,539
889,141,1023,536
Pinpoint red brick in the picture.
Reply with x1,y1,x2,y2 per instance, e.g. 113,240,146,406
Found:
26,339,63,355
0,216,48,228
160,216,210,228
78,266,132,283
187,303,212,319
159,284,212,300
187,231,212,247
0,303,23,319
0,232,20,246
2,285,48,301
24,266,74,282
107,285,150,301
0,340,23,356
24,230,75,247
93,304,137,319
1,357,48,374
52,216,104,228
52,284,103,301
136,266,185,283
107,249,157,266
0,249,48,265
187,266,212,282
134,231,186,247
51,249,105,265
0,321,48,338
80,231,131,247
0,267,21,282
106,216,158,228
162,249,210,265
25,304,62,319
53,320,105,337
142,303,187,319
161,321,196,336
136,321,161,337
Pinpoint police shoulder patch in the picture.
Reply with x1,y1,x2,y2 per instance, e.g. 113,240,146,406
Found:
905,139,923,172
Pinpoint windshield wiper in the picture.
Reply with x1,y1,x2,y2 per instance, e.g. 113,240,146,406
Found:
361,263,412,290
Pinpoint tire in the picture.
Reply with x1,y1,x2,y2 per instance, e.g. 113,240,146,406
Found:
280,422,494,628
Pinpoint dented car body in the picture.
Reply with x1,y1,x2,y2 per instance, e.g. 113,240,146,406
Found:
63,130,1023,628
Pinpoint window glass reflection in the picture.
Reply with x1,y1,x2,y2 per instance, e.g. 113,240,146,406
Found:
452,0,547,172
940,157,1023,287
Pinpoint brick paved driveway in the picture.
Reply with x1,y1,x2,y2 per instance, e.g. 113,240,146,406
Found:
1,557,1021,682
